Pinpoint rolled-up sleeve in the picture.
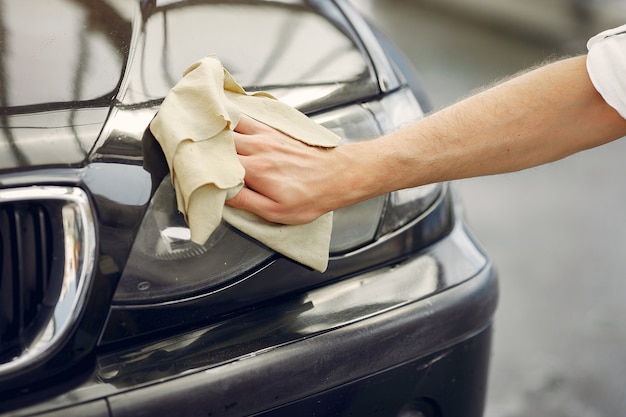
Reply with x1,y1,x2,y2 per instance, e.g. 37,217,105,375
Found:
587,24,626,119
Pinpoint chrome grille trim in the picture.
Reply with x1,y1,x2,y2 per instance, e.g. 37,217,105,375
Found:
0,186,96,378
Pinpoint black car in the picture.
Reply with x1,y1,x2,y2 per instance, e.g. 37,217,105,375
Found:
0,1,498,416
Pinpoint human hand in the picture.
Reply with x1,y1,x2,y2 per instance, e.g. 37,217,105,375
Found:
226,114,349,224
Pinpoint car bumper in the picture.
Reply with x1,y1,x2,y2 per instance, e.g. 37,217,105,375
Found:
3,218,498,417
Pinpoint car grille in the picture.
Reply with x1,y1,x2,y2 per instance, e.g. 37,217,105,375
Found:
0,186,96,378
1,201,55,359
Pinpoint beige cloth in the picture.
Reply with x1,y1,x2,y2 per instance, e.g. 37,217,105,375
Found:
150,56,340,272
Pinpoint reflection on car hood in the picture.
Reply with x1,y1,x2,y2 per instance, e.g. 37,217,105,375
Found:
0,0,378,173
0,0,132,173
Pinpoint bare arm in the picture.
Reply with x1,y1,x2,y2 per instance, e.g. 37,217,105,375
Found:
227,55,626,224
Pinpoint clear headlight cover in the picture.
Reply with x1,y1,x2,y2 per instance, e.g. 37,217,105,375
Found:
113,88,441,304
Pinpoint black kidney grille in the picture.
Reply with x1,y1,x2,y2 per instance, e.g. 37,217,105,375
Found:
0,201,55,359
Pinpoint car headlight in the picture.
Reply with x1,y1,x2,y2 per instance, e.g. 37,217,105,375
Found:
112,88,441,304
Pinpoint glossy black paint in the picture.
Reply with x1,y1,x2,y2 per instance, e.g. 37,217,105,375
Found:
0,0,131,171
104,268,497,417
1,0,391,389
98,222,494,393
1,0,385,172
100,186,455,345
254,328,493,417
1,222,497,416
0,0,498,415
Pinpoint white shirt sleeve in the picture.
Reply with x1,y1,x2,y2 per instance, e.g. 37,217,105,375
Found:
586,24,626,119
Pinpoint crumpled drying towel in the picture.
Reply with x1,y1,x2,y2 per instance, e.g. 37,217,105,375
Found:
150,55,340,272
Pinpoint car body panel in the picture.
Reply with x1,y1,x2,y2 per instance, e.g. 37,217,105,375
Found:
1,0,389,173
0,0,131,171
0,1,498,415
2,220,496,416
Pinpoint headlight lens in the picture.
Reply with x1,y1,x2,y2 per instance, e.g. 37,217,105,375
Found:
112,178,274,304
112,88,441,304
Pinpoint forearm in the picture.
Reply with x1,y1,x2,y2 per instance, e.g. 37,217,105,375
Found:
345,55,626,198
228,55,626,224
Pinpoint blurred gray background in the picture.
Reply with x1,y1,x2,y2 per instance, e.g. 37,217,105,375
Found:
353,1,626,416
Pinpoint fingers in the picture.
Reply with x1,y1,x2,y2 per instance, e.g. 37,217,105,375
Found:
226,187,323,225
232,114,272,156
232,132,254,156
233,113,256,134
226,188,283,224
234,113,272,134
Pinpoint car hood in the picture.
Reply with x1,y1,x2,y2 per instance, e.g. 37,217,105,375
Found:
0,0,378,174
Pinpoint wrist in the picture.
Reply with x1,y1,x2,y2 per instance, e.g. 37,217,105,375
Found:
334,141,399,205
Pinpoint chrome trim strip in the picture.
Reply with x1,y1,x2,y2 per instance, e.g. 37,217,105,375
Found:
0,186,97,378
